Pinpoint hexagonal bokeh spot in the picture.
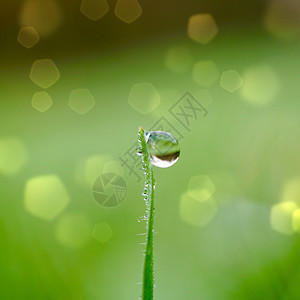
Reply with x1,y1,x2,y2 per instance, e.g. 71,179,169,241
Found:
30,59,60,89
75,155,123,188
128,82,160,114
165,46,192,73
188,175,215,202
20,0,62,37
0,138,28,175
240,65,280,106
264,0,300,40
220,70,243,93
179,192,217,227
193,61,219,87
24,175,70,221
270,201,298,235
32,91,53,112
79,154,113,186
80,0,109,21
115,0,142,24
187,14,218,44
17,27,39,48
68,88,95,115
93,222,113,242
56,212,92,249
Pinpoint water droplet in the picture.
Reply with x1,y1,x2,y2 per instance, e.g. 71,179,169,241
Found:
136,144,142,156
145,131,180,168
137,216,147,222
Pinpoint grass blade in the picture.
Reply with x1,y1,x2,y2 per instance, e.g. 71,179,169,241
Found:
138,126,155,300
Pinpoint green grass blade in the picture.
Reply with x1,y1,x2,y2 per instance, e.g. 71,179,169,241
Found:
138,126,155,300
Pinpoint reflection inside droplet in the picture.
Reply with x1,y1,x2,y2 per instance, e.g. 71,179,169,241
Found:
144,131,180,168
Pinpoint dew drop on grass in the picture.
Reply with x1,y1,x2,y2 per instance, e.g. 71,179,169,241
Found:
138,130,180,168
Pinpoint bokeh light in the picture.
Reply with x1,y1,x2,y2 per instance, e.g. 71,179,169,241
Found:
80,0,109,21
198,200,293,295
0,138,28,176
31,91,53,112
165,46,192,74
115,0,142,24
30,59,60,89
128,82,160,114
79,154,114,187
179,192,217,227
193,61,219,87
240,65,280,105
220,70,243,93
281,177,300,205
188,175,215,202
93,222,113,242
24,175,70,221
187,14,218,44
19,0,63,37
264,0,300,40
68,88,95,115
56,212,92,249
292,209,300,233
270,201,298,235
103,160,124,176
2,1,299,298
208,172,237,205
17,27,39,48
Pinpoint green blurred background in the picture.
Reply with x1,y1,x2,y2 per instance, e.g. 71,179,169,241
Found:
1,0,300,299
